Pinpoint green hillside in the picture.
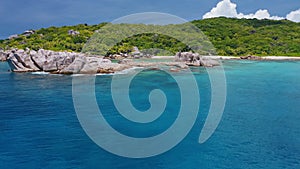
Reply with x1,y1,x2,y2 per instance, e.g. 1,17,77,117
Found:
1,17,299,56
192,17,300,56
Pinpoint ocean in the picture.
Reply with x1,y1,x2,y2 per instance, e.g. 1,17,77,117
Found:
0,60,300,169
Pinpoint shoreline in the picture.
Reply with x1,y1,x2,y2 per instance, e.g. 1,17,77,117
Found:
3,48,300,75
261,56,300,60
152,55,300,60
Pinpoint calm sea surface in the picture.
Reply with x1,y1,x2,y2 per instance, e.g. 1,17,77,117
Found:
1,60,300,169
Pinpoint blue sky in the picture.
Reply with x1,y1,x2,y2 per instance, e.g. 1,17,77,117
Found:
0,0,299,39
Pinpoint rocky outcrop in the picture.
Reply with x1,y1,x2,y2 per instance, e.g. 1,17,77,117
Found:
175,52,220,67
59,56,129,74
7,49,75,72
175,52,200,62
7,49,40,72
5,49,127,74
5,49,220,74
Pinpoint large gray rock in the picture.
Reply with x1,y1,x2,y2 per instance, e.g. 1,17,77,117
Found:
60,56,119,74
7,49,40,72
6,49,88,73
7,53,31,72
76,57,125,74
30,51,47,70
43,59,58,72
80,57,106,74
22,54,40,71
60,56,86,74
6,48,124,73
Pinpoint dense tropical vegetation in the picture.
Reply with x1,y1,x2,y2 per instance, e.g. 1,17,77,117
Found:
1,17,299,56
82,23,215,56
192,18,300,56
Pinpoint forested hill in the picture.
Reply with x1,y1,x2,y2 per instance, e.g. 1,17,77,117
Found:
192,18,300,56
0,17,299,56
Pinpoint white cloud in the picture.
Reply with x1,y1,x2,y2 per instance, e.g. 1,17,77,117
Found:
286,9,300,23
203,0,284,20
203,0,238,19
238,10,284,20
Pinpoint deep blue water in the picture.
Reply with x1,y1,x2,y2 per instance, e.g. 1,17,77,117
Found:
1,61,300,169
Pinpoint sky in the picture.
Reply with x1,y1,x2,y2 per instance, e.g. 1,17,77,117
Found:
0,0,299,39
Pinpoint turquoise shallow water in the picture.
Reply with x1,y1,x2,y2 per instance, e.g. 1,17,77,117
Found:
0,60,300,169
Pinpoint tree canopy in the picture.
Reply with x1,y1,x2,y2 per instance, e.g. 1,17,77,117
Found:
1,17,299,56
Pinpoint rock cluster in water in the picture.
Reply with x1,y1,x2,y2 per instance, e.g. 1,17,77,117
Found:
2,49,220,74
5,48,133,74
175,52,220,67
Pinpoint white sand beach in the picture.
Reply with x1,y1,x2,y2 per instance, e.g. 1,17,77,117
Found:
261,56,300,60
152,55,300,60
